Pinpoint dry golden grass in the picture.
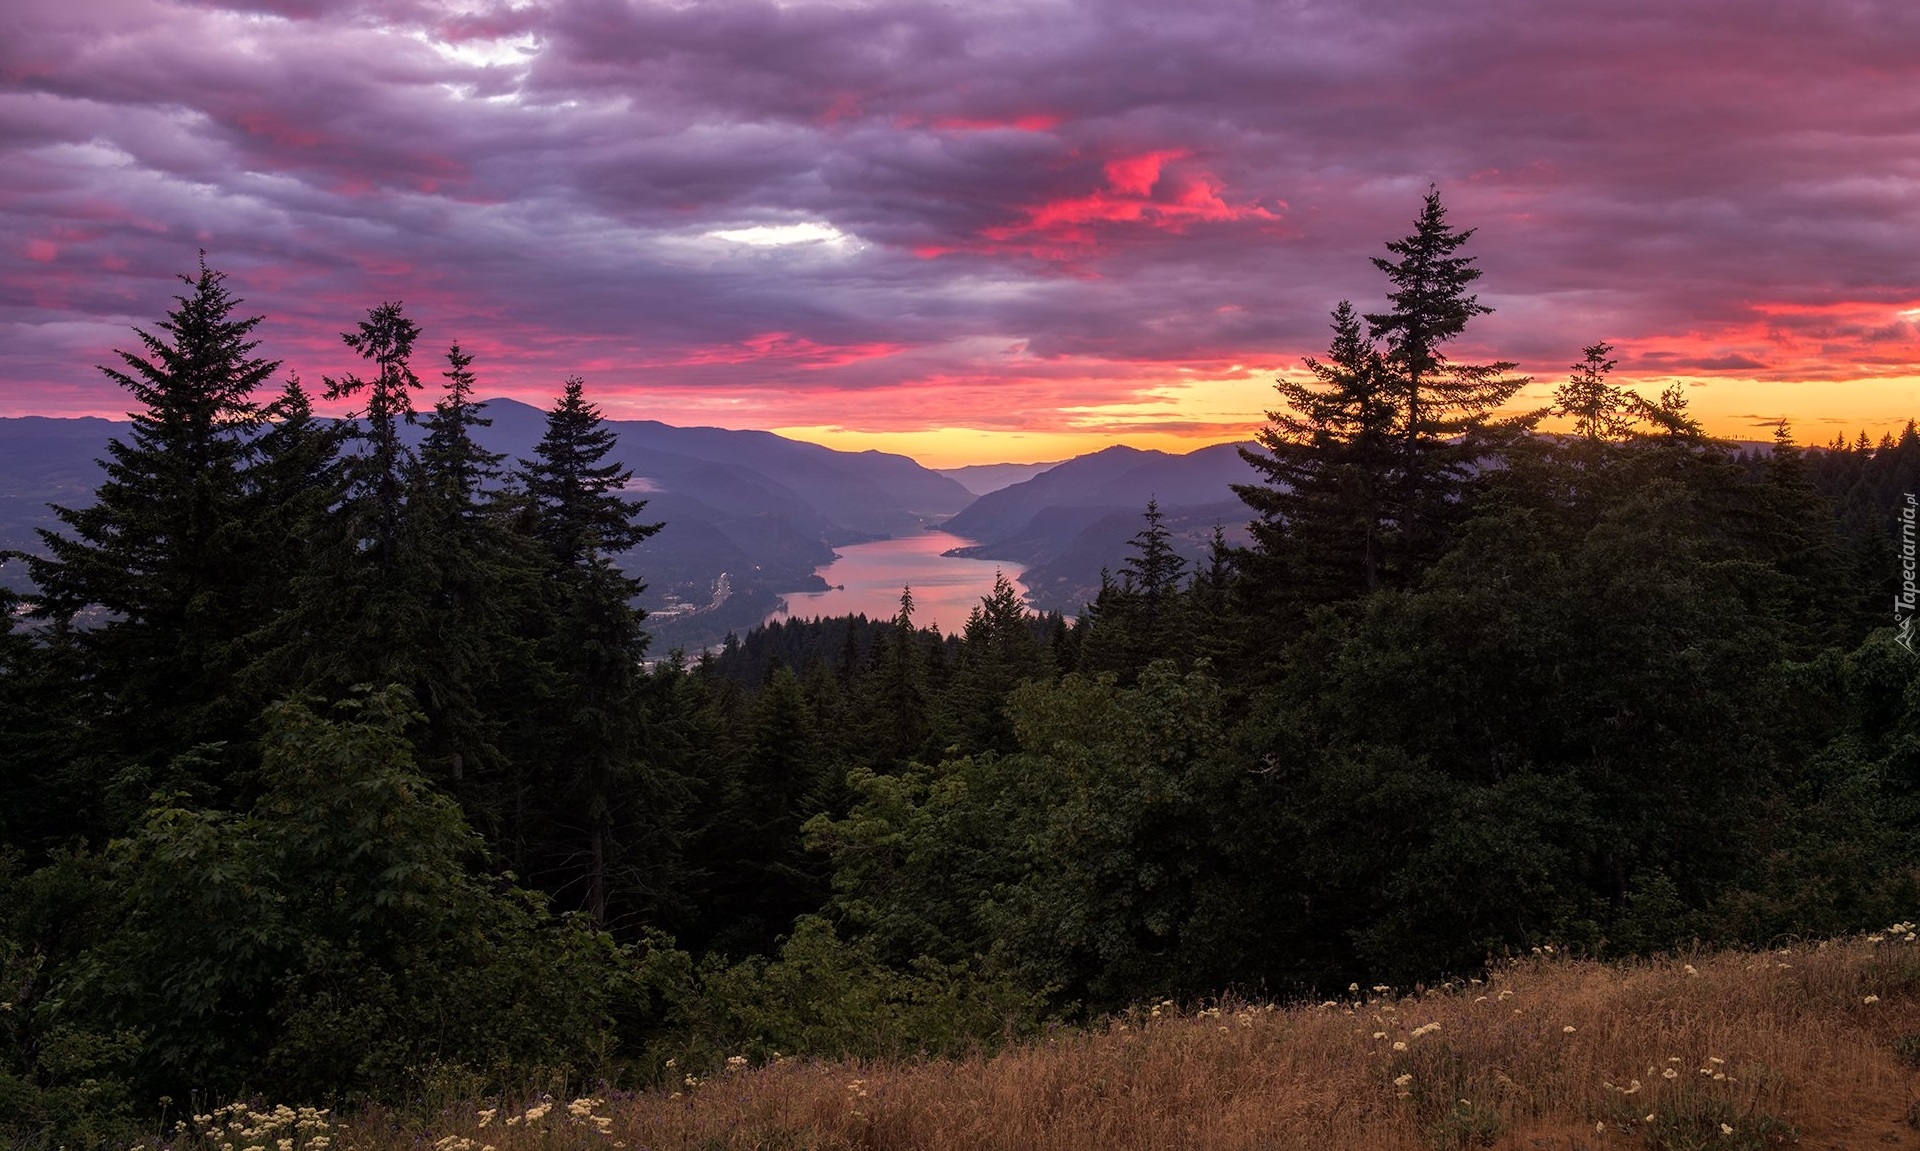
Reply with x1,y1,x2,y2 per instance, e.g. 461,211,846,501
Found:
164,932,1920,1151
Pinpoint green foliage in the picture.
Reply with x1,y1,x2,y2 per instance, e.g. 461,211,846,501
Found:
0,852,142,1151
73,688,629,1101
645,916,1043,1072
1235,299,1400,609
511,377,671,928
13,215,1920,1119
19,259,283,823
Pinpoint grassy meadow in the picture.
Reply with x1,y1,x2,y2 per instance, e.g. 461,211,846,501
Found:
137,928,1920,1151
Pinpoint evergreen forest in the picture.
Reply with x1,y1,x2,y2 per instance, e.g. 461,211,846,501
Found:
7,193,1920,1144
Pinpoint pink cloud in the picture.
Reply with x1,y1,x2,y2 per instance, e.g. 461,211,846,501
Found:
3,0,1919,456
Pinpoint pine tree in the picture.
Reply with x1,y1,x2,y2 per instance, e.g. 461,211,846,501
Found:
403,346,536,792
23,258,279,809
1235,301,1400,610
1750,423,1855,647
515,377,665,926
234,377,346,718
1554,343,1635,441
323,302,423,567
523,377,658,570
946,572,1049,755
1121,497,1188,654
1363,189,1527,563
282,302,434,701
866,587,930,766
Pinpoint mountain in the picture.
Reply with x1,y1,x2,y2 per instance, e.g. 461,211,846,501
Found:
940,441,1259,613
1016,501,1249,613
0,400,976,652
936,460,1063,497
942,443,1255,540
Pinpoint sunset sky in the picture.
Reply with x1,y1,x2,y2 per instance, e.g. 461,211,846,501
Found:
5,0,1919,466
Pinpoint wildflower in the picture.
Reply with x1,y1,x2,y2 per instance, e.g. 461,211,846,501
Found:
1393,1073,1412,1088
1562,1025,1576,1034
1393,1041,1408,1051
1595,1122,1605,1133
1866,994,1881,1004
1497,990,1513,1001
1709,1056,1723,1064
1683,964,1698,976
1349,983,1360,994
476,1110,495,1128
1645,1114,1655,1123
1721,1123,1734,1135
1474,995,1488,1003
1410,1022,1440,1039
1373,1031,1387,1040
1623,1080,1641,1095
1662,1067,1678,1080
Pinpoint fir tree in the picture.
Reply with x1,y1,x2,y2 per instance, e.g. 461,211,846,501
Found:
1235,301,1400,610
865,587,930,766
1121,498,1188,656
523,377,659,570
403,346,535,792
946,572,1049,755
323,302,424,569
515,377,666,927
1554,343,1635,441
23,258,279,809
281,302,436,702
1363,189,1527,563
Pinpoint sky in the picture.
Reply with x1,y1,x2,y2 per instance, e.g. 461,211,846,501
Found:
4,0,1920,467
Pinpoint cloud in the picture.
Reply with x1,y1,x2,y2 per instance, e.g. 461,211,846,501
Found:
4,0,1920,454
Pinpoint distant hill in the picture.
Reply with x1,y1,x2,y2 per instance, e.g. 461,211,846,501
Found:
0,400,976,653
940,442,1259,612
1014,502,1249,614
935,460,1063,497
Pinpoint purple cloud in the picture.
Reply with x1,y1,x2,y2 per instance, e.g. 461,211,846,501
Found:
3,0,1919,451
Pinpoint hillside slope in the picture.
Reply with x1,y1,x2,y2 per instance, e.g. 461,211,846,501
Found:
204,932,1920,1151
942,441,1258,612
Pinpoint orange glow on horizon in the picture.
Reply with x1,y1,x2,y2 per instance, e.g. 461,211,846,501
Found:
773,370,1920,467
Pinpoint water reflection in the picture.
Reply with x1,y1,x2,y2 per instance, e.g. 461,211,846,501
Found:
764,530,1029,634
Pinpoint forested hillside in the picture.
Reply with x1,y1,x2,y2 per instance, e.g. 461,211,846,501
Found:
6,196,1920,1146
0,405,976,658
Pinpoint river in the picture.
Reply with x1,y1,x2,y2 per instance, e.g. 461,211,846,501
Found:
763,530,1030,634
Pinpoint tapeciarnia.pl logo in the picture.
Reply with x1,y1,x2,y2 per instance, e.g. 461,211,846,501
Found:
1899,493,1917,654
